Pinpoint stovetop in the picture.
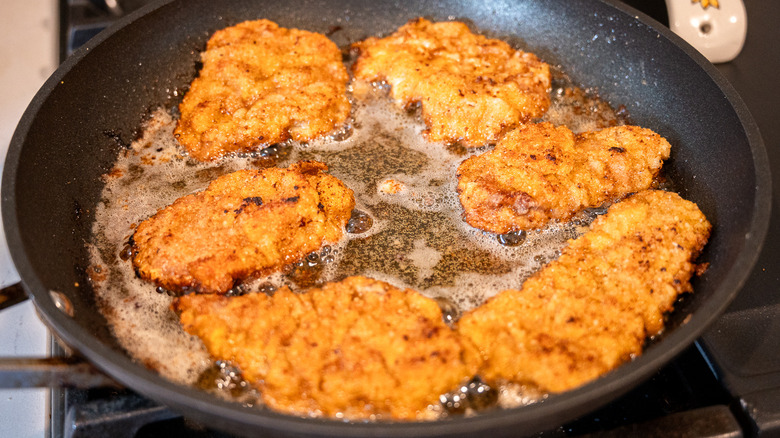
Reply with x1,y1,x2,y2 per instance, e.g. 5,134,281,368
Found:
3,0,779,437
698,5,780,429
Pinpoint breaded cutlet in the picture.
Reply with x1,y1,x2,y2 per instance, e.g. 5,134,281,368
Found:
458,190,711,392
131,161,354,294
174,276,480,420
457,122,671,233
175,19,351,161
352,18,550,147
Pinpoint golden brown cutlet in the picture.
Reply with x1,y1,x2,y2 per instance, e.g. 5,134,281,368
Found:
175,19,351,161
130,161,354,294
457,190,711,393
457,122,671,234
174,276,480,420
352,18,551,147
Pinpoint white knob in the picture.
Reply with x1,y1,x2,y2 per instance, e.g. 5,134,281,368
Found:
665,0,747,63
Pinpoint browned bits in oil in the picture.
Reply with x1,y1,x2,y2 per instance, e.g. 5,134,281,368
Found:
329,124,354,142
288,264,323,289
497,230,527,247
405,100,422,116
345,210,373,234
155,286,176,297
119,243,134,261
225,283,249,297
543,67,626,133
464,378,498,410
336,202,522,291
440,377,498,414
288,251,329,288
439,388,468,414
86,265,107,284
444,141,470,157
583,206,609,222
250,144,291,168
326,25,343,37
257,283,278,295
196,361,259,404
615,104,632,125
192,165,230,183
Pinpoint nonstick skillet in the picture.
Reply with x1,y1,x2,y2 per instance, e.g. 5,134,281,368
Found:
1,0,771,436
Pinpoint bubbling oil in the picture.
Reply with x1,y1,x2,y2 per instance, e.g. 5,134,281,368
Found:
88,67,626,416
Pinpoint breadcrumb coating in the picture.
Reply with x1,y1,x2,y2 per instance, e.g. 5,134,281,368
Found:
174,276,480,420
458,190,711,392
175,19,351,161
457,122,671,233
352,18,550,147
131,161,354,294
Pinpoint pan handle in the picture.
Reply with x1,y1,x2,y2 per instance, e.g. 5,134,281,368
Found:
0,356,120,389
0,282,29,311
0,282,119,389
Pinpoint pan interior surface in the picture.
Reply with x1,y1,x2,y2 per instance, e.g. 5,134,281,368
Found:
1,0,770,436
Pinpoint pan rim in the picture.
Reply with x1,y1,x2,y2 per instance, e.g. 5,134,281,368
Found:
2,0,772,436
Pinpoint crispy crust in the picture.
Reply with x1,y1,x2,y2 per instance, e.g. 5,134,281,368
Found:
131,161,354,294
174,276,480,420
352,18,551,147
457,190,711,392
175,19,351,161
457,122,671,233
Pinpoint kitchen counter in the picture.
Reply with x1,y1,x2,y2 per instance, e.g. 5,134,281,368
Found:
0,1,57,437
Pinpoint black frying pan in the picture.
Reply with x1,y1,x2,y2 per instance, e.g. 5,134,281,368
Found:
2,0,771,436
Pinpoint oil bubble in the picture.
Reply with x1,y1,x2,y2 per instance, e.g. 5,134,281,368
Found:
434,296,460,327
497,230,527,247
346,210,373,234
440,376,498,414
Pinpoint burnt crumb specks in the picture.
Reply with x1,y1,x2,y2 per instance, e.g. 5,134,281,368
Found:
103,129,133,149
73,200,83,221
242,196,264,206
233,196,264,214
